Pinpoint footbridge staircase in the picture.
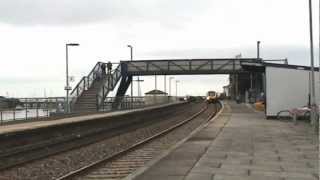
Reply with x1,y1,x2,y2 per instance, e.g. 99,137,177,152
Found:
70,62,122,113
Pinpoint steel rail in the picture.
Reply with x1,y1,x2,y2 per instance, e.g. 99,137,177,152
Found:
57,103,214,180
0,102,193,171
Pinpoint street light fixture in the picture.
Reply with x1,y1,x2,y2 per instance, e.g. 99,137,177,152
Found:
65,43,79,113
164,75,167,94
257,41,260,59
127,45,133,98
307,0,317,130
155,75,157,90
133,79,144,96
169,77,174,96
176,80,180,99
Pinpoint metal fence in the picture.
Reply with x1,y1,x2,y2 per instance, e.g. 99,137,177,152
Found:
0,96,181,125
0,97,66,125
99,96,179,112
99,97,145,112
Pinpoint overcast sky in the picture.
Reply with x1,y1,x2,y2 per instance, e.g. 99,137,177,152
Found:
0,0,319,97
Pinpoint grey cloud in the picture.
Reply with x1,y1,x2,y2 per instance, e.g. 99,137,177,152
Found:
0,0,211,26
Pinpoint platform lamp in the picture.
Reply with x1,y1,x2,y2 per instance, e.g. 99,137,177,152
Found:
65,43,79,113
307,0,317,131
169,77,174,96
133,78,144,96
175,80,180,100
257,41,261,60
318,0,320,133
127,45,133,97
164,75,167,94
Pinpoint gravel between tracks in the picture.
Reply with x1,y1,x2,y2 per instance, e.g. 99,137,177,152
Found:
0,102,206,180
74,103,219,180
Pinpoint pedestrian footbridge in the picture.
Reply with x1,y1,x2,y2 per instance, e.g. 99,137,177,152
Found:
70,58,267,112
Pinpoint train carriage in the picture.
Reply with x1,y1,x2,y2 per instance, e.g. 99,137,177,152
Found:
206,91,218,103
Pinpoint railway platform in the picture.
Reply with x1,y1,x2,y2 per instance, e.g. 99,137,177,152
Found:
133,101,319,180
0,102,183,136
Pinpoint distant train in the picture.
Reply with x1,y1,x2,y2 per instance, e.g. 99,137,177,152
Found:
206,91,218,103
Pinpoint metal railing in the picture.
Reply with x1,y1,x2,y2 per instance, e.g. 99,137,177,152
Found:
70,62,122,112
100,96,145,111
0,95,181,125
96,64,122,110
70,62,104,108
99,96,179,112
0,97,66,125
121,58,251,75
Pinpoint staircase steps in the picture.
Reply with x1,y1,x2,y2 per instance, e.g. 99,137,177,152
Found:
71,63,121,113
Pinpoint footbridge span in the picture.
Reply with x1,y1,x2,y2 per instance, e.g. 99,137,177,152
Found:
70,58,267,112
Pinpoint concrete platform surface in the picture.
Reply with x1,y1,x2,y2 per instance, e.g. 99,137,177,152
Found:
0,102,183,135
135,101,319,180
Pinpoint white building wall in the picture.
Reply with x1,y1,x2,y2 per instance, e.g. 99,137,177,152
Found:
266,66,319,117
223,87,230,97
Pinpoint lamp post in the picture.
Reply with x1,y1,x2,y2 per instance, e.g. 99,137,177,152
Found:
65,43,79,113
175,80,180,100
319,0,320,133
169,77,174,96
307,0,317,130
164,75,167,94
155,75,157,90
257,41,261,59
127,45,133,98
133,79,144,96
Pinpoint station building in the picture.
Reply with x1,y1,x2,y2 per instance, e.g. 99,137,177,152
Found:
228,61,319,118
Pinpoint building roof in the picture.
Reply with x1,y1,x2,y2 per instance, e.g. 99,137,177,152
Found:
241,61,319,71
263,62,319,71
145,89,168,95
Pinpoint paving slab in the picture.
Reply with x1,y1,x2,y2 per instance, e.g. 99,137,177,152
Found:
134,101,319,180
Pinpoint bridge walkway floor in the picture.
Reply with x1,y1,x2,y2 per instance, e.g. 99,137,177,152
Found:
133,101,319,180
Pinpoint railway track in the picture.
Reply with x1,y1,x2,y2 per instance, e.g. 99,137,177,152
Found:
1,102,212,180
58,103,220,180
0,103,195,171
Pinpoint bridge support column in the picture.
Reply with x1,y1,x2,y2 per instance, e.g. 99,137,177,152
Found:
235,74,239,100
112,75,132,110
229,74,235,100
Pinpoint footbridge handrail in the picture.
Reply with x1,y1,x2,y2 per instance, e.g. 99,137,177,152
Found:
96,64,122,110
70,62,104,106
120,58,256,75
